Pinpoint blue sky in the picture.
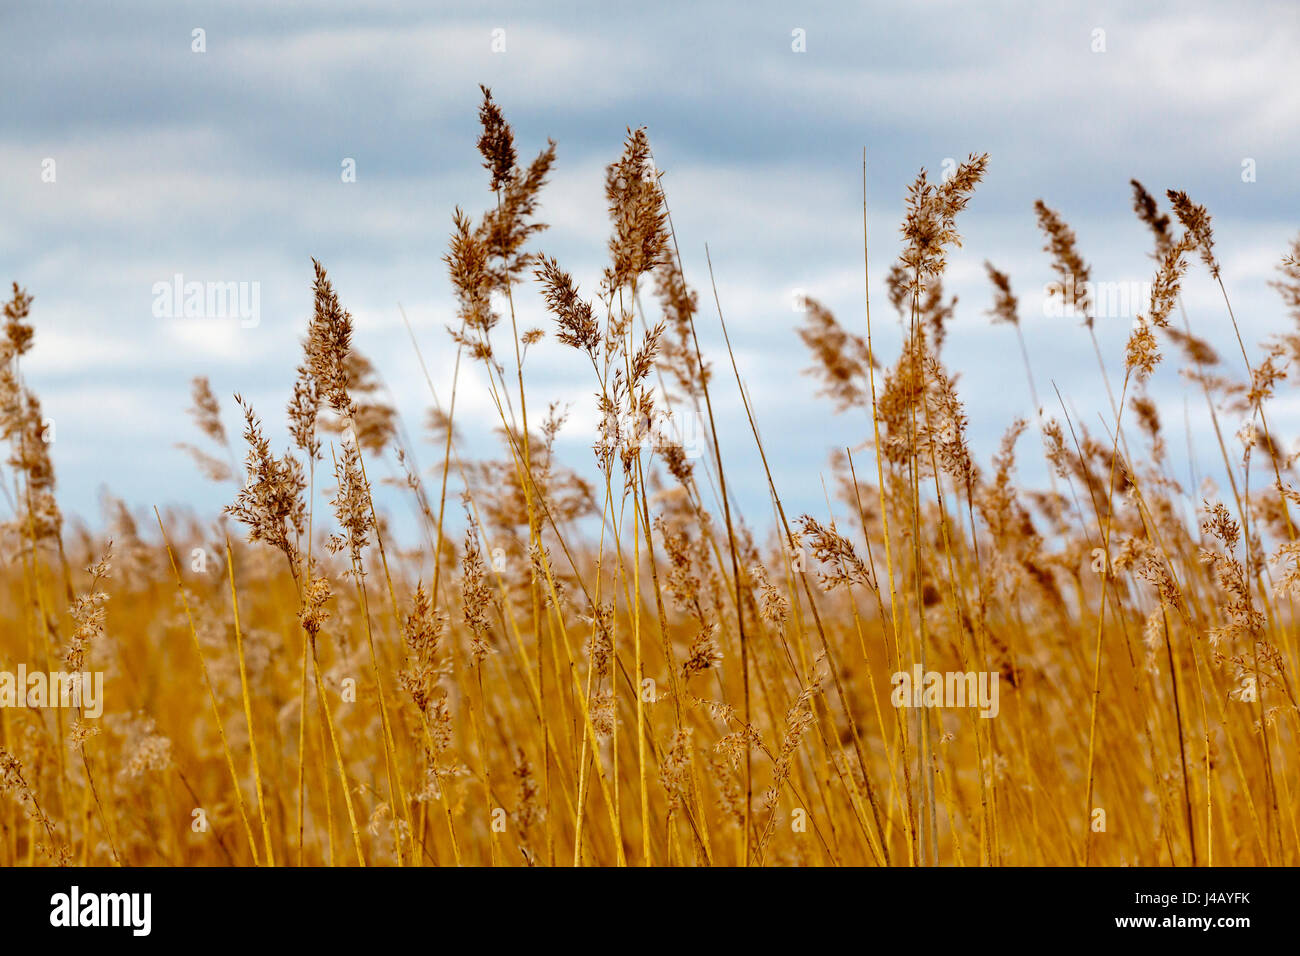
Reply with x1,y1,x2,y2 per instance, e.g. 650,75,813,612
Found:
2,0,1299,534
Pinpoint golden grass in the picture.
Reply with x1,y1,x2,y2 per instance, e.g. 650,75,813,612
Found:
1,90,1298,866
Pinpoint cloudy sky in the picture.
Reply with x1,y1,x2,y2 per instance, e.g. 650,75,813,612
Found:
2,0,1298,534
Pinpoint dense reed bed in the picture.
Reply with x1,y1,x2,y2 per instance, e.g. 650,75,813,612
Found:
2,88,1298,866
